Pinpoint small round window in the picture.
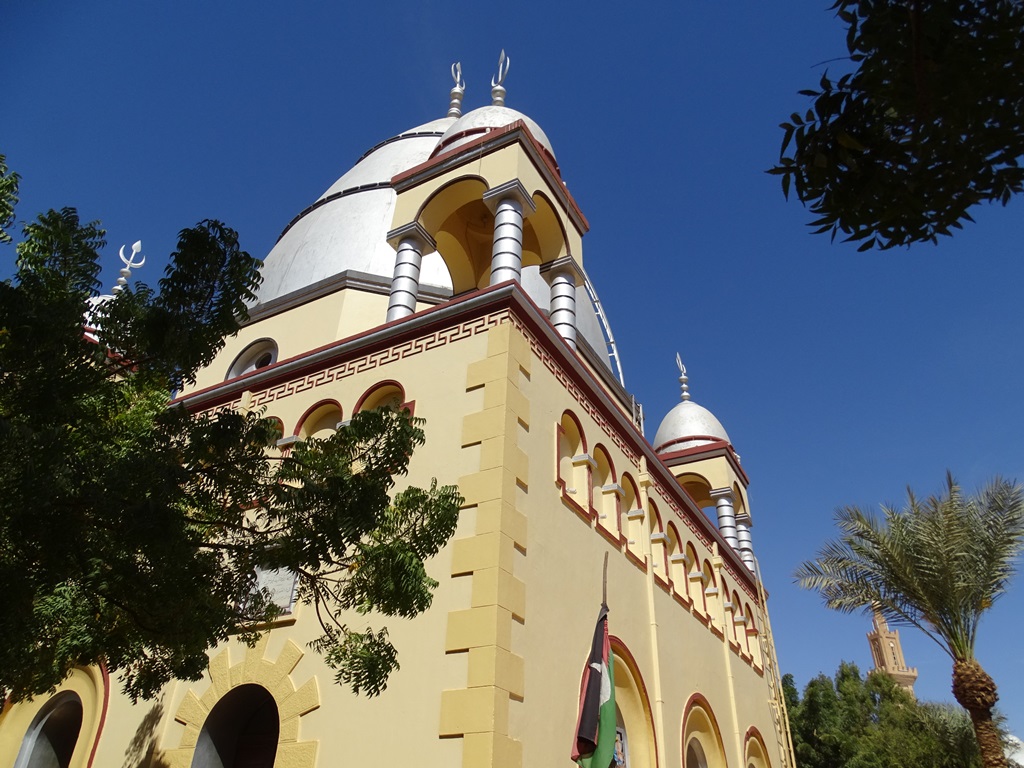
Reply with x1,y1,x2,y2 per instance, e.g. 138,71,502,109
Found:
226,339,278,380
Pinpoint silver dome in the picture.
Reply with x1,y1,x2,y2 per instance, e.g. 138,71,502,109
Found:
434,105,556,160
254,118,456,307
652,400,731,454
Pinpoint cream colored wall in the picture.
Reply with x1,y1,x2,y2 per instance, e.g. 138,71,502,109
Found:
81,324,492,768
188,289,397,395
513,328,783,768
1,310,786,768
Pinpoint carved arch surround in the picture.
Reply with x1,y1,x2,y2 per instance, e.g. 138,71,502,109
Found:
165,636,320,768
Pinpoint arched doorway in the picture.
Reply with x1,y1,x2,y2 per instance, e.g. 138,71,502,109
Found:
190,684,280,768
12,691,84,768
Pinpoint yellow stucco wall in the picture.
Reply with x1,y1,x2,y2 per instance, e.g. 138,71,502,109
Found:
1,290,787,768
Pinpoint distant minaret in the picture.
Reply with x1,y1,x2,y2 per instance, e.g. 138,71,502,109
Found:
867,609,918,695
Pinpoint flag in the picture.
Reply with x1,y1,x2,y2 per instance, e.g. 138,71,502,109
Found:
572,604,616,768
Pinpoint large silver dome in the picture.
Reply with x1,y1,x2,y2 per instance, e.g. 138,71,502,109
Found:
255,117,456,307
251,107,615,374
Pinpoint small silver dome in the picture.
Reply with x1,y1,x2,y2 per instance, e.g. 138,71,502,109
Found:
653,401,731,453
434,105,556,160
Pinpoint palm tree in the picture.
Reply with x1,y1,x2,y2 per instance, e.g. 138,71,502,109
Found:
796,474,1024,768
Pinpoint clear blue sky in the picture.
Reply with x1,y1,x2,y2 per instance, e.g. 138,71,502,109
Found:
5,0,1023,736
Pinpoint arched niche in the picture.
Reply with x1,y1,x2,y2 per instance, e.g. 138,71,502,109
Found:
702,560,720,621
190,684,279,768
679,474,714,509
609,640,657,768
684,542,702,606
682,694,728,768
521,191,570,267
1,666,107,768
556,411,588,502
745,727,772,768
295,400,343,440
592,445,619,535
416,177,491,294
666,524,685,594
355,381,407,414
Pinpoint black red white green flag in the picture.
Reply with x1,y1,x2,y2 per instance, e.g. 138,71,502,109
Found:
572,604,616,768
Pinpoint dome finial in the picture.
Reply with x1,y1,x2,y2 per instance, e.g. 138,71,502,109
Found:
675,353,691,402
448,62,465,118
491,49,510,107
112,240,145,294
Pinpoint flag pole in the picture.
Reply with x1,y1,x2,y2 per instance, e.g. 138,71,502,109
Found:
601,551,609,609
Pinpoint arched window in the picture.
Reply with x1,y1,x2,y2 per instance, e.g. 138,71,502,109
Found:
557,412,592,516
295,400,344,440
721,577,737,643
648,500,668,582
593,446,621,537
732,590,747,650
190,684,280,768
226,339,278,380
666,524,685,596
686,739,709,768
702,560,720,623
608,640,657,768
12,692,83,768
620,475,641,552
685,543,703,608
355,381,406,413
744,728,772,768
745,603,762,665
683,694,728,768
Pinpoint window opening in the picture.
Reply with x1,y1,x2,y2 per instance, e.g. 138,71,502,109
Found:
13,691,84,768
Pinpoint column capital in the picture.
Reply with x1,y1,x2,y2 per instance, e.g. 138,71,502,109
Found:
710,487,734,503
539,255,585,286
482,179,537,217
386,221,436,251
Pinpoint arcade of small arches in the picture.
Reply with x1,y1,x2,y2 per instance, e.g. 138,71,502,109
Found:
265,381,410,448
556,410,763,668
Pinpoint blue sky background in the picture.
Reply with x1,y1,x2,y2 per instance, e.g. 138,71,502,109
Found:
5,1,1023,737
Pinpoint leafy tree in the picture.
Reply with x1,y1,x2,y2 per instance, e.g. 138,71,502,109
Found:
0,155,462,703
796,475,1024,768
787,661,985,768
771,0,1024,250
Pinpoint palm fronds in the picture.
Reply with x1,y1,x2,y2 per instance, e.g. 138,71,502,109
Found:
796,475,1024,661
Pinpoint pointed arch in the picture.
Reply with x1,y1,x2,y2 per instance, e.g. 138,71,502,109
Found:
683,693,728,768
608,638,657,768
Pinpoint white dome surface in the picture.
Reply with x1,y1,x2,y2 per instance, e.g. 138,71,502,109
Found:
251,110,616,374
255,118,454,307
436,105,556,159
653,400,731,453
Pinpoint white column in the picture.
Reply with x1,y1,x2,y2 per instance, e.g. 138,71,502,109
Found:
550,270,577,347
541,256,584,350
736,514,755,572
710,488,739,550
483,180,536,286
385,223,435,323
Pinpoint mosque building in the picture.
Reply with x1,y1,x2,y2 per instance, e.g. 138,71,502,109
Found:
0,56,794,768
